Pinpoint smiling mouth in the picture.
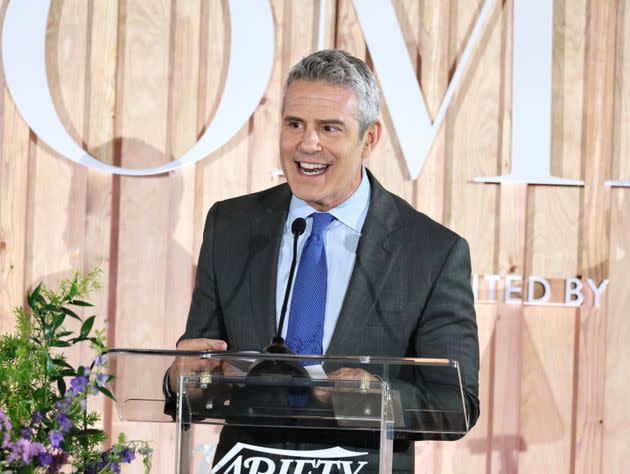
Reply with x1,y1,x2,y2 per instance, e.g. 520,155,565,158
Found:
297,162,329,176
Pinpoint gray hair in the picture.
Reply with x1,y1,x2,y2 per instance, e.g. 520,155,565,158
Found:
282,49,380,137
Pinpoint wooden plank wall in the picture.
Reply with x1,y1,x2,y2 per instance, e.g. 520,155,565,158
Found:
0,0,628,472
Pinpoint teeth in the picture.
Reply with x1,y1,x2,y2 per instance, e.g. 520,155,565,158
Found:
300,162,328,170
299,162,328,175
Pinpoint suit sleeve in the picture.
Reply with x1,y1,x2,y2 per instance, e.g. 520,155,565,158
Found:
415,237,480,429
178,202,228,345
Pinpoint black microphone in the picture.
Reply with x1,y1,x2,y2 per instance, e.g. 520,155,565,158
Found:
264,217,306,353
249,217,309,382
205,218,310,416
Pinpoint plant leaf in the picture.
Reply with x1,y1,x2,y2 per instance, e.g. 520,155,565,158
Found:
50,340,71,348
52,358,73,370
27,282,43,308
51,312,65,331
60,306,81,321
79,316,96,340
46,355,55,373
57,377,66,396
42,303,58,313
70,300,94,307
98,386,116,401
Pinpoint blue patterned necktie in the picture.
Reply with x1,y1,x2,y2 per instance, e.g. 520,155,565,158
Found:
286,212,334,361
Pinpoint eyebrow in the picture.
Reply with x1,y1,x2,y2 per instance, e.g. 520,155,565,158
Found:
318,119,347,127
283,116,348,128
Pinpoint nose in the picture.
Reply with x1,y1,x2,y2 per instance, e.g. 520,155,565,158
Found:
298,127,322,153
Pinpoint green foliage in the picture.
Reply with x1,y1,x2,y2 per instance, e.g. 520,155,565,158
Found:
0,268,152,472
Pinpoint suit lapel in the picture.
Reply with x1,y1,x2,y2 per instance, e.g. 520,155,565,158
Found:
327,171,404,355
248,185,291,349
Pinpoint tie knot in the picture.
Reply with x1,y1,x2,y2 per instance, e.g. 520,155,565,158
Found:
310,212,334,238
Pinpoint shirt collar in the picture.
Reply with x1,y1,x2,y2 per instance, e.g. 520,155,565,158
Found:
286,166,371,233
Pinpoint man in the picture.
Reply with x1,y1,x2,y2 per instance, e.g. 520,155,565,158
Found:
170,49,479,471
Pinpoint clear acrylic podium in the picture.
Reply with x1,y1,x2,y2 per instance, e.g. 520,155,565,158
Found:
103,349,470,473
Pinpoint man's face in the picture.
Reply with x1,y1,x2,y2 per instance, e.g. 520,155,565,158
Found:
280,80,381,211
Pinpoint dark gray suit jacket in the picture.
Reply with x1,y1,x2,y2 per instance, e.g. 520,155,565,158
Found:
181,169,479,428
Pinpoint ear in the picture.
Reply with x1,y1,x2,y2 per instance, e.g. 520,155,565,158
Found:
360,120,382,159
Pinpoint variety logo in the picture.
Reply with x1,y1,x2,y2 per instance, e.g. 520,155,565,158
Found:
210,443,369,474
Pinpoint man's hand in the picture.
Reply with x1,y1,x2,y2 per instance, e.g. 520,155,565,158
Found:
168,338,228,393
313,367,380,404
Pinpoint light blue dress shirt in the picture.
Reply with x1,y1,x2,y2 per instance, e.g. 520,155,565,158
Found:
275,167,371,353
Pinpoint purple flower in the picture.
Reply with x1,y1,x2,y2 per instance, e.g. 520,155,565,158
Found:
0,409,12,448
70,375,89,394
65,391,76,404
55,413,72,433
138,445,152,457
56,398,71,412
20,426,32,439
38,450,54,466
7,438,45,464
49,430,64,449
7,442,19,462
25,439,44,463
0,409,11,429
96,372,108,387
49,451,68,473
31,410,44,425
94,354,105,366
119,446,135,463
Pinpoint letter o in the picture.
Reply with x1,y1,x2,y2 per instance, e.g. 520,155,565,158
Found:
2,0,275,176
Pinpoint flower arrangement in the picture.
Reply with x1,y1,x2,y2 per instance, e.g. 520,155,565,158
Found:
0,268,151,473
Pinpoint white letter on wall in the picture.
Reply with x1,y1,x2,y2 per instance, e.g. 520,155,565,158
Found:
474,0,584,186
605,178,630,188
472,274,480,302
527,276,551,304
353,0,493,179
2,0,274,176
586,278,609,308
565,278,584,306
484,274,500,302
505,275,523,304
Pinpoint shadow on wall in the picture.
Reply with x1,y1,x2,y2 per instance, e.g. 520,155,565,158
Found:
23,137,199,347
450,315,567,474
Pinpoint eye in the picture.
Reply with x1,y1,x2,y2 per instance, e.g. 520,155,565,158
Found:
323,124,341,133
285,119,303,129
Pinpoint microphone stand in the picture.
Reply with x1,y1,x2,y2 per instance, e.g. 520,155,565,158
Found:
248,217,309,379
264,217,306,354
200,218,315,420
